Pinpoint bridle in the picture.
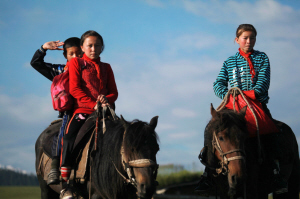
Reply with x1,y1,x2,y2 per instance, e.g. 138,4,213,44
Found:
111,127,159,188
201,131,245,176
212,131,245,175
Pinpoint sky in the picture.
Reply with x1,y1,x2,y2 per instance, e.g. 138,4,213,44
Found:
0,0,300,173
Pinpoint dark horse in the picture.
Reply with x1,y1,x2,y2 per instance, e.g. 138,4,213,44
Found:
35,114,160,199
202,104,300,199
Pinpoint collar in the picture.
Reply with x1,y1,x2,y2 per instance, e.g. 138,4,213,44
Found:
82,53,101,64
235,50,258,59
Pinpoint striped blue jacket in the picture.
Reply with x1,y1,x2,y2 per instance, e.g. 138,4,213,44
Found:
213,50,270,104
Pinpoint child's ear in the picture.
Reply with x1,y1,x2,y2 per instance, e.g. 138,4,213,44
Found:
235,37,239,44
63,52,67,59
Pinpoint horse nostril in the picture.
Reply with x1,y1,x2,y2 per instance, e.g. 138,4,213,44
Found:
140,183,146,192
232,175,237,184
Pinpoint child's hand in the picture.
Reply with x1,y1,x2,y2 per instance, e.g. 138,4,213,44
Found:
42,40,64,50
94,95,110,109
97,95,108,104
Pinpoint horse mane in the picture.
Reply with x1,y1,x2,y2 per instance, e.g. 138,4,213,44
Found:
91,118,159,199
92,119,126,199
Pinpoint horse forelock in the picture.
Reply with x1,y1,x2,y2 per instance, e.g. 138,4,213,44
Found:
123,120,159,159
208,109,247,143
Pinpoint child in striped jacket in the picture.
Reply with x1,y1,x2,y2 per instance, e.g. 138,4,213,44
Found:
195,24,287,195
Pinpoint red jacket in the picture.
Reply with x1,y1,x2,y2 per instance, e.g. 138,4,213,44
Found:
69,54,118,114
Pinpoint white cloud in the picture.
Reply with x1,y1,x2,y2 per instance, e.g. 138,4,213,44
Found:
165,33,218,55
156,123,176,131
0,93,56,123
182,0,298,23
181,0,300,39
172,108,197,118
168,131,197,139
0,144,36,173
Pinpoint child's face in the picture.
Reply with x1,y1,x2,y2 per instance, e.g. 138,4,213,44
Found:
64,46,82,62
81,36,102,60
235,31,256,54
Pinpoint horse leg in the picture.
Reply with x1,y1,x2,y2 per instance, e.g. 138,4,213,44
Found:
276,122,300,199
245,164,259,199
37,175,59,199
286,158,300,198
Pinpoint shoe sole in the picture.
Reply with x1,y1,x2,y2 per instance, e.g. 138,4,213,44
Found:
47,179,60,185
275,188,288,194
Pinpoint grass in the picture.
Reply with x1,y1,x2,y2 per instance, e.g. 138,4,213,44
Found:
0,186,40,199
156,170,202,188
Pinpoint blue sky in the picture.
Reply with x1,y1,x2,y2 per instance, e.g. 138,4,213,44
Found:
0,0,299,173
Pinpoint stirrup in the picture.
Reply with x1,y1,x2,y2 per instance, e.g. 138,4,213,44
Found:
194,173,212,195
60,187,75,199
47,169,60,185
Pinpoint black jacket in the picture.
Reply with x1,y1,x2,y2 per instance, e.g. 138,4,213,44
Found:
30,46,65,81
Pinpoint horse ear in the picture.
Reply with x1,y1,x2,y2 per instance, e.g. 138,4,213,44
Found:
210,103,218,119
239,106,247,118
120,115,130,129
149,116,159,129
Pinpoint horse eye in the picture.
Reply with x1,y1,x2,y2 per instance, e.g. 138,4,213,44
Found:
219,136,224,141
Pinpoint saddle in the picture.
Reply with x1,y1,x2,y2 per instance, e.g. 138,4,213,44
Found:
37,106,118,184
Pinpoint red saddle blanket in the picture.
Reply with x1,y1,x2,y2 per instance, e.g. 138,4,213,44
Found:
225,90,279,137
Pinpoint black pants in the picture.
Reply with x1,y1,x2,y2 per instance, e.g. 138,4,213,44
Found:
51,111,72,158
61,113,89,167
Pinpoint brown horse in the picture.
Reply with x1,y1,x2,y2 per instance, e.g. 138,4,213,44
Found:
201,104,300,199
35,114,160,199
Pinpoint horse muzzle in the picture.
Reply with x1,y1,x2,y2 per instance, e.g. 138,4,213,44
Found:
136,180,156,199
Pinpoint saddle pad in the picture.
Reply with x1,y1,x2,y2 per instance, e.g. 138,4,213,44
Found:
38,134,93,183
225,90,279,137
42,119,62,158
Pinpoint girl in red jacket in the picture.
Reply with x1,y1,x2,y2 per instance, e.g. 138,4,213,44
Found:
60,30,118,198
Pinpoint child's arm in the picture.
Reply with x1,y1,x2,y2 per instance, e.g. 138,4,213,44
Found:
213,62,229,99
30,41,65,81
105,64,118,105
253,53,270,98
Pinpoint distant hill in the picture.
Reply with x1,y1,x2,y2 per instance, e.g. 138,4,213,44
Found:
0,168,39,186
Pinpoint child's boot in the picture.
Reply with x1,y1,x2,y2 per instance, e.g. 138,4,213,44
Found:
60,167,75,199
194,168,213,194
47,156,60,185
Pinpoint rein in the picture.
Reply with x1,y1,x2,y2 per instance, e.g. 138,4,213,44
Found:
216,87,262,163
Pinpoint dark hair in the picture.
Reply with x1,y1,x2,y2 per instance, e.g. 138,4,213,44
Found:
63,37,80,55
80,30,105,54
236,24,257,38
